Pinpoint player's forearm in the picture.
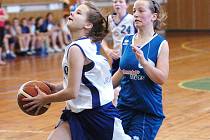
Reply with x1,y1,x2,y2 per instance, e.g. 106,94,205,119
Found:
55,83,64,92
101,40,111,54
45,88,77,103
112,69,123,88
142,62,168,85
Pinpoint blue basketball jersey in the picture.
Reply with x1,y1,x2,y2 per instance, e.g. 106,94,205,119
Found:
118,34,167,118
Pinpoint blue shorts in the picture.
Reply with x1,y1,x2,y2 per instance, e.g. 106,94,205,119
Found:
58,102,131,140
118,109,164,140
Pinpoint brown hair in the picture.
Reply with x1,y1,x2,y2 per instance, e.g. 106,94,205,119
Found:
147,0,167,31
84,1,108,42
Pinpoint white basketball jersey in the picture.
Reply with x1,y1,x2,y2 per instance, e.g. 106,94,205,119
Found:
108,13,135,51
62,38,114,113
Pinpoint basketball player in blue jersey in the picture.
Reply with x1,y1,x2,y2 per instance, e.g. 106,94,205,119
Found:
112,0,169,140
23,1,131,140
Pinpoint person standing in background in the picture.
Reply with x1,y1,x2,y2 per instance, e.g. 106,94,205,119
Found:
0,1,8,65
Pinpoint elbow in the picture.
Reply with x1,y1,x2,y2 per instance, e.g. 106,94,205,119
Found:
70,95,77,100
156,76,168,85
69,91,78,99
65,88,78,100
156,71,169,85
157,80,165,85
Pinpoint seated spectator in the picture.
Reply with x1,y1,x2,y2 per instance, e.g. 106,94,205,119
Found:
20,18,31,55
43,12,64,52
35,16,50,56
27,17,36,55
3,20,16,60
59,14,72,45
12,18,28,54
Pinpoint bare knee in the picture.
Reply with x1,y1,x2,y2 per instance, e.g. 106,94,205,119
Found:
48,121,71,140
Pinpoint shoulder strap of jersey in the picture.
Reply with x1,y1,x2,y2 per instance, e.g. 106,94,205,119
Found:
121,35,134,55
66,43,86,61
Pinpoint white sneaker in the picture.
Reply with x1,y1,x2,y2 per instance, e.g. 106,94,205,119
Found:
62,45,66,51
47,47,55,53
11,52,16,57
54,46,62,52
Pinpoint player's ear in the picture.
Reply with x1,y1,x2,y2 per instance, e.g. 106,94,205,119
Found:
84,22,93,30
152,13,158,21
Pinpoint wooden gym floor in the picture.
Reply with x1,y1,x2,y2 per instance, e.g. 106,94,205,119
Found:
0,31,210,140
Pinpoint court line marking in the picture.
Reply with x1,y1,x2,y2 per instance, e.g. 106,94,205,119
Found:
0,69,60,81
170,53,201,62
178,77,210,93
176,38,210,92
170,38,210,62
181,38,210,53
0,79,61,95
0,129,49,134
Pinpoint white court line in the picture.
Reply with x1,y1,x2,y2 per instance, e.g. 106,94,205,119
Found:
0,130,49,134
0,80,61,95
171,38,210,62
170,53,200,62
181,38,210,53
0,89,18,95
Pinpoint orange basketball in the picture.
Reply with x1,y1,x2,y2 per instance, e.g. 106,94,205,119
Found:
17,80,52,116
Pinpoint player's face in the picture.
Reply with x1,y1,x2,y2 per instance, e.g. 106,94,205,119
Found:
112,0,128,14
67,4,89,32
133,0,156,29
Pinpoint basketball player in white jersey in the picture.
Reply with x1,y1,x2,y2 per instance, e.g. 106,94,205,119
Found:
23,1,131,140
102,0,135,75
101,0,136,106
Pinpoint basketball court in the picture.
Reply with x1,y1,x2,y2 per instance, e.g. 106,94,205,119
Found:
0,0,210,140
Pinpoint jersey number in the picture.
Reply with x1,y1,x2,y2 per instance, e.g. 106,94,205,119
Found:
121,25,131,34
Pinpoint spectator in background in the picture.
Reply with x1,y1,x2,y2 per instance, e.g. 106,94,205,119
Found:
3,20,16,60
0,2,8,65
12,17,29,55
35,16,50,56
28,17,36,54
20,18,31,55
59,14,72,45
43,12,64,52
